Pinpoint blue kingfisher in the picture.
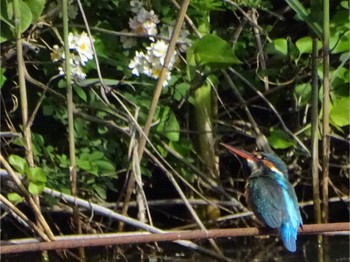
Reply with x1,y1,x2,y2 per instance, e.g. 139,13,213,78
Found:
221,143,303,252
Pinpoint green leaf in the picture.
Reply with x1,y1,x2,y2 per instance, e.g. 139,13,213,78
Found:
27,167,46,183
156,106,180,142
330,96,350,127
0,24,13,43
296,36,321,56
0,0,14,29
92,184,106,199
89,151,104,161
173,82,190,101
268,129,296,149
76,158,91,171
25,0,45,21
74,85,87,102
8,155,28,174
190,34,240,66
294,83,312,106
7,192,24,204
18,0,33,33
0,67,7,88
330,31,350,54
340,1,349,9
266,38,288,56
95,160,115,172
28,182,45,195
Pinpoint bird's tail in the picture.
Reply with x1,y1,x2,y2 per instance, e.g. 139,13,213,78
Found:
280,223,298,252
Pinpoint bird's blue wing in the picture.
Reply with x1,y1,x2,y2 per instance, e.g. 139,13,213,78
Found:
247,176,302,252
246,177,288,228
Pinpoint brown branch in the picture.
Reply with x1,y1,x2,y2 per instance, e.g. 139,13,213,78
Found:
1,222,349,255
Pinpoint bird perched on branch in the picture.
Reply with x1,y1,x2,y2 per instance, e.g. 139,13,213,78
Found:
221,143,303,252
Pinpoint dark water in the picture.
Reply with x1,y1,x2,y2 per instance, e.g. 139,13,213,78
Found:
2,235,349,261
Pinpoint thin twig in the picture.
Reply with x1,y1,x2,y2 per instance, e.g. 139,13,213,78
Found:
222,70,273,153
228,68,310,156
321,0,330,224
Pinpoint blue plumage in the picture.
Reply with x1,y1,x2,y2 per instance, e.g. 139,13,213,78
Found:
221,144,303,252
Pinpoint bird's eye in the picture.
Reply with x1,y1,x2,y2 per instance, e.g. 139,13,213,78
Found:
254,153,265,160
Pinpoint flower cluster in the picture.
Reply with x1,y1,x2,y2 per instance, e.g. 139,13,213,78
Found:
128,40,177,87
51,31,94,82
120,0,160,49
129,7,159,36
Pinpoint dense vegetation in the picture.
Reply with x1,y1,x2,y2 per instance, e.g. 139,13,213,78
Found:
1,0,349,260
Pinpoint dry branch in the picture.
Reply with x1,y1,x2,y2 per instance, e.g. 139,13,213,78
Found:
1,222,349,255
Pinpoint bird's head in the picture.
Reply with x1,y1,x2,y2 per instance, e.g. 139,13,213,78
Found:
221,143,289,179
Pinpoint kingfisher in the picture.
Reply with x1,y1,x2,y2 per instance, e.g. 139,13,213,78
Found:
221,143,303,252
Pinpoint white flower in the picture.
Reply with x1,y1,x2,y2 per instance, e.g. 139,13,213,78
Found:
129,40,177,87
147,40,177,68
130,0,143,13
71,64,87,82
51,31,94,82
129,8,159,35
129,51,149,76
75,32,94,65
68,32,94,65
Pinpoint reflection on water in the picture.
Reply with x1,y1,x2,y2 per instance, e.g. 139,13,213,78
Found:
2,235,349,261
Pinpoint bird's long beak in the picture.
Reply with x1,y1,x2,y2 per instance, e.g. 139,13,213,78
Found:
220,143,257,161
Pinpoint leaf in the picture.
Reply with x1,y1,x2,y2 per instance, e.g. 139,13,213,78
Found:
76,158,91,171
0,24,13,43
8,155,28,174
92,184,106,199
191,34,240,66
89,151,104,161
294,83,312,106
27,167,46,183
173,82,190,101
296,36,321,56
18,0,33,33
266,38,288,56
7,192,24,204
330,31,350,54
25,0,45,21
74,85,87,102
156,106,180,142
330,96,350,127
0,67,7,88
28,182,45,195
95,160,115,172
268,129,296,149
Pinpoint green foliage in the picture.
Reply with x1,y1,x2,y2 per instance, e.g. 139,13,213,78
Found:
294,83,312,106
330,97,350,127
296,37,322,57
187,34,240,67
7,192,24,204
266,38,288,56
9,154,29,174
8,155,46,195
156,106,180,142
0,67,7,88
268,129,296,149
0,0,45,42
